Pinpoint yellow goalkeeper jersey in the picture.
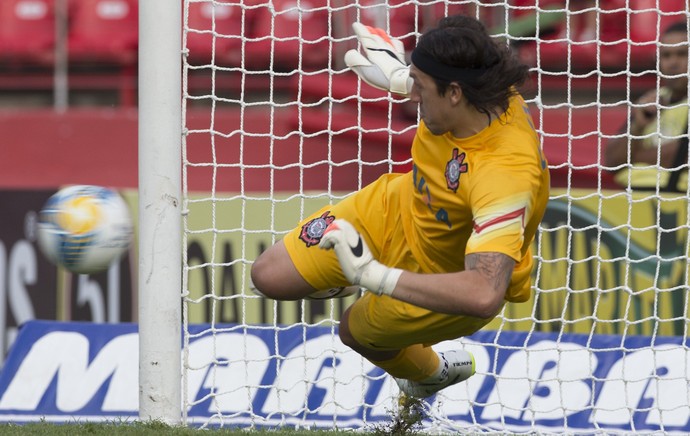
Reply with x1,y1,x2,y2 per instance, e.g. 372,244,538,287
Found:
399,94,550,302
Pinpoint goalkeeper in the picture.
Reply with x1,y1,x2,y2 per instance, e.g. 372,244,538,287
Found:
251,14,550,398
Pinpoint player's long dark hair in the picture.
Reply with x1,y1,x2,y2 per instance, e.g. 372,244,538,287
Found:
415,14,530,119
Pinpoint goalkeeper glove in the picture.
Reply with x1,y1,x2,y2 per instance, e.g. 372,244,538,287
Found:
344,22,412,96
319,219,403,296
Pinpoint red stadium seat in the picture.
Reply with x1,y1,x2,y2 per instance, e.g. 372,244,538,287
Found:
186,0,256,67
513,0,687,73
68,0,138,65
513,0,630,73
627,0,688,70
0,0,55,65
249,0,332,71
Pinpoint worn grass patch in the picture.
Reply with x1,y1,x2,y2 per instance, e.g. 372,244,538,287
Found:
370,395,427,436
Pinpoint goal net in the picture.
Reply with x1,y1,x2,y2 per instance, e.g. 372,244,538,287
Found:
178,0,690,433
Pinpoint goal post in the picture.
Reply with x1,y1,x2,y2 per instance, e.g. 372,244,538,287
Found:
138,0,182,424
133,0,690,432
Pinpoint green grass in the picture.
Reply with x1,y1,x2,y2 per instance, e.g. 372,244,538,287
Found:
0,398,476,435
0,421,349,436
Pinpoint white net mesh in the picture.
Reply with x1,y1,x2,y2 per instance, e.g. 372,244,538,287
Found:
180,0,690,433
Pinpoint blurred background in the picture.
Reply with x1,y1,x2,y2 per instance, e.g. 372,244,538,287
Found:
0,0,686,354
0,0,677,107
0,0,679,188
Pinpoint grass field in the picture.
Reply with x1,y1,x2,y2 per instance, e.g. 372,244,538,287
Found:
0,397,430,435
0,422,348,435
0,422,442,436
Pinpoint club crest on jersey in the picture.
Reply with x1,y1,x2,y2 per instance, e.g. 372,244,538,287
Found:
445,148,468,192
299,211,335,247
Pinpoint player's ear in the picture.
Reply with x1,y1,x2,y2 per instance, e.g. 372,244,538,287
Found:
447,82,463,105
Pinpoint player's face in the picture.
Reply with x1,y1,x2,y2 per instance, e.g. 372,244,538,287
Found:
659,31,688,95
409,65,455,135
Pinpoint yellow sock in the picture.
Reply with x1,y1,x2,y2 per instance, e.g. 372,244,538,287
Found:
370,344,440,382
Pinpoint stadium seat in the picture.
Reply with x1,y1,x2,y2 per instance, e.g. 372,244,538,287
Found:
511,0,621,72
512,0,686,74
248,0,332,71
0,0,56,65
67,0,138,65
627,0,688,70
186,0,257,67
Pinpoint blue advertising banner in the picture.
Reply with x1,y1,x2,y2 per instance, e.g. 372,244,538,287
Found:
0,321,688,434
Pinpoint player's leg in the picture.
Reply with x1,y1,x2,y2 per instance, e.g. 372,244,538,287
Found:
340,303,466,397
251,204,362,300
387,256,527,397
338,304,400,362
393,349,475,398
341,291,491,398
250,239,318,300
251,238,362,300
253,174,405,301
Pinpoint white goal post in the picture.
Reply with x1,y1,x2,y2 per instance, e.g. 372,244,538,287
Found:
138,0,690,433
138,0,182,424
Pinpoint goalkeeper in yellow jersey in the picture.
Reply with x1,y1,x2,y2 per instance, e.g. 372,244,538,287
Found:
251,14,550,398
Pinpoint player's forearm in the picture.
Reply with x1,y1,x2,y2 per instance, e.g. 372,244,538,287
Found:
390,270,505,318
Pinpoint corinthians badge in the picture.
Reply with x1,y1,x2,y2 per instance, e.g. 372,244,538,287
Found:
299,211,335,247
445,148,468,192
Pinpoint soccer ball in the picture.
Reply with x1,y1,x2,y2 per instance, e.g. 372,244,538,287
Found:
37,185,133,274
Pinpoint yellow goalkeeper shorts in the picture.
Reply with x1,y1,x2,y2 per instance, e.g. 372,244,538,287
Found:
283,172,498,349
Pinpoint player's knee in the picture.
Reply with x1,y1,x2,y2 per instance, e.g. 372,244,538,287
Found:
339,299,377,350
338,307,360,349
250,252,281,300
339,307,376,351
251,247,309,300
340,306,400,361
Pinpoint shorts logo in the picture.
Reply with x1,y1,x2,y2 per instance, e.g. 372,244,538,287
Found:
445,148,468,193
299,211,335,247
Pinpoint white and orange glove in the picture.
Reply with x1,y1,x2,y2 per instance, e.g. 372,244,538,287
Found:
344,23,412,96
319,219,403,296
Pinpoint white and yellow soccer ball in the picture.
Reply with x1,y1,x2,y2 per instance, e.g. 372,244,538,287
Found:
37,185,133,274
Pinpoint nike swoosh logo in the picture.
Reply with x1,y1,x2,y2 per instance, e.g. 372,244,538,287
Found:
350,236,363,257
366,47,406,65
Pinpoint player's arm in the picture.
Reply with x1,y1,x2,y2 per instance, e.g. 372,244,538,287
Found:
392,252,514,318
319,219,513,318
